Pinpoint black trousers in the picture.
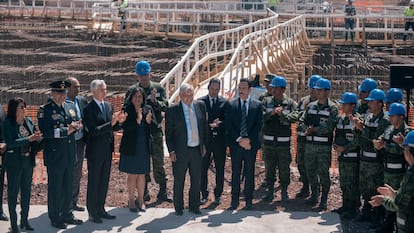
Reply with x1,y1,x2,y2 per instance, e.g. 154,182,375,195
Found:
72,139,85,205
47,163,73,223
0,154,5,213
6,159,33,226
172,146,202,212
86,154,111,216
230,145,257,204
200,142,226,198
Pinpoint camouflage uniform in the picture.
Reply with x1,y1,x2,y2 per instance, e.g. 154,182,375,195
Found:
258,91,271,102
356,100,369,119
335,113,361,217
261,94,298,201
383,165,414,233
358,111,390,220
296,95,316,196
124,81,169,197
301,99,338,205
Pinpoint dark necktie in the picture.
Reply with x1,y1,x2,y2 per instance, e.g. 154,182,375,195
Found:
100,102,107,120
211,98,216,108
240,100,247,137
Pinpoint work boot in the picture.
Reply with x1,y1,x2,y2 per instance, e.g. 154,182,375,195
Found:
317,192,328,211
261,185,274,203
281,186,289,202
296,182,310,198
157,184,173,203
376,211,395,233
305,185,319,205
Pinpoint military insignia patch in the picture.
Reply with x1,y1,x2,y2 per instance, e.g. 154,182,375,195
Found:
52,114,61,120
69,109,76,117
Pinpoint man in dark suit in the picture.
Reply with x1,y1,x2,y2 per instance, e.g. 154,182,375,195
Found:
225,78,263,210
165,83,208,216
198,78,228,205
38,81,83,229
66,77,88,212
83,79,126,223
0,104,8,221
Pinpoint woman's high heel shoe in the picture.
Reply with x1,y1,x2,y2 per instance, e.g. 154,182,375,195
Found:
20,220,34,231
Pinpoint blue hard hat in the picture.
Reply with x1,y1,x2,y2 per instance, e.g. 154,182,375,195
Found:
308,75,322,89
135,60,151,76
358,78,377,92
314,78,331,90
386,88,403,103
364,89,385,101
402,130,414,147
269,76,287,88
387,103,406,116
339,92,358,104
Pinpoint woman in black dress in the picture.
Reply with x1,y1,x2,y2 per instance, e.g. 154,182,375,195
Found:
2,98,42,233
119,87,156,212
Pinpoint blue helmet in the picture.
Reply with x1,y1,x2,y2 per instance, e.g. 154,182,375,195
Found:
269,76,287,88
387,103,406,116
339,92,358,104
386,88,403,103
314,78,331,90
308,75,322,89
135,60,151,76
358,78,377,92
402,130,414,147
364,89,385,101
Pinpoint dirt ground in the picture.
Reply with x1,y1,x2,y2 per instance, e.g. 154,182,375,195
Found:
1,155,376,233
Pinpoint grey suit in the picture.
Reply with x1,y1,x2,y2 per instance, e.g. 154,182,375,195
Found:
165,100,208,212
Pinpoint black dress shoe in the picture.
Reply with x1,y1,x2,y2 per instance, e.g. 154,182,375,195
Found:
0,212,9,221
200,198,207,205
100,211,116,219
157,193,173,203
88,215,103,223
20,220,34,231
64,217,83,225
72,204,85,212
175,210,183,216
129,207,138,213
189,209,202,215
51,221,67,229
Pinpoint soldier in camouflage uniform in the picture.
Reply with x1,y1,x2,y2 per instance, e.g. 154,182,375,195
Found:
261,76,299,203
373,103,410,233
356,78,377,119
124,61,172,202
370,130,414,233
353,89,390,229
300,78,338,210
296,74,321,198
333,92,361,219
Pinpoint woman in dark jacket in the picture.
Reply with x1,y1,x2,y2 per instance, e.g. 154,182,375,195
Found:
119,87,156,212
3,98,42,233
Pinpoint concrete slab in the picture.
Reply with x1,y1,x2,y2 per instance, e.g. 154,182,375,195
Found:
0,205,342,233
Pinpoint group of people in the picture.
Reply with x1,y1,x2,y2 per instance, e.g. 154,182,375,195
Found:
0,60,413,233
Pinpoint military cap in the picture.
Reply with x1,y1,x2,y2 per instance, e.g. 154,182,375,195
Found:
50,80,71,93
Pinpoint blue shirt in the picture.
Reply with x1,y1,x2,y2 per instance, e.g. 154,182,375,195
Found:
181,102,200,147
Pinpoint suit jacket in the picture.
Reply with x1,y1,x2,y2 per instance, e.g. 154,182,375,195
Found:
83,100,121,159
165,100,208,157
198,95,228,148
119,104,156,155
2,117,41,169
38,100,78,167
225,97,263,151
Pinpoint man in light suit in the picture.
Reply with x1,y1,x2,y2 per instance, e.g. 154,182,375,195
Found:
225,78,263,210
83,79,126,223
66,77,88,212
198,78,228,205
165,83,208,216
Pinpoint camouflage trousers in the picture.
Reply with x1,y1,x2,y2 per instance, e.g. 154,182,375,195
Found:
304,143,332,193
359,161,384,200
296,140,308,185
384,172,404,190
263,144,291,186
339,160,359,201
147,130,167,188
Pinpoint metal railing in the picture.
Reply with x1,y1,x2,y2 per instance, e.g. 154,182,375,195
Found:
160,13,280,104
218,15,306,98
